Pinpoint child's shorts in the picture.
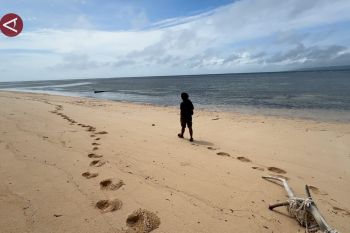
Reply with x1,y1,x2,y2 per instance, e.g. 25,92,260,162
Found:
180,117,192,128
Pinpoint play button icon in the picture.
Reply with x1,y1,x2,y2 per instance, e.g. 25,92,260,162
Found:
0,13,23,37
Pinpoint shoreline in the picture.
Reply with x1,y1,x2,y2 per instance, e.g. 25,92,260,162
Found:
0,91,349,233
2,89,350,124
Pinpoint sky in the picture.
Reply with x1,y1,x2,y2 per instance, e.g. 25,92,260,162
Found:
1,0,350,81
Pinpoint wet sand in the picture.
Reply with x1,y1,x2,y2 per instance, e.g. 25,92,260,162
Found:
0,91,349,233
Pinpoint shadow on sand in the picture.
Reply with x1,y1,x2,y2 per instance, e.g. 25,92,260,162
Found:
192,140,214,146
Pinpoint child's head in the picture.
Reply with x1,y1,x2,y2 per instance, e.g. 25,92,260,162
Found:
181,92,189,100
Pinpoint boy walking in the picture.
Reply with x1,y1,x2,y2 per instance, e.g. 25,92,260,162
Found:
178,92,194,142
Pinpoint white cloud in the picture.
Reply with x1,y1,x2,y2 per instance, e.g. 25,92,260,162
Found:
1,0,350,81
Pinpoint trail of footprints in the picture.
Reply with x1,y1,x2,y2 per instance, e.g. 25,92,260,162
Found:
51,103,341,230
206,145,336,203
206,146,288,176
206,143,287,176
205,136,350,223
50,104,161,232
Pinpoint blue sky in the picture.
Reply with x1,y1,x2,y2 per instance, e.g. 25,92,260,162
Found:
1,0,350,81
1,0,234,30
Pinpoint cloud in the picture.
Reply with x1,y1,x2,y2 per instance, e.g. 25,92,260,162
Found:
267,44,348,64
1,0,350,81
49,53,101,70
274,30,310,45
112,59,136,68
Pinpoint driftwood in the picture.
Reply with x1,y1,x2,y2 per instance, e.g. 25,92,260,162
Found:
262,176,338,233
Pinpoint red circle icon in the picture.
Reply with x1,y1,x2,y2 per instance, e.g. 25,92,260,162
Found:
0,13,24,37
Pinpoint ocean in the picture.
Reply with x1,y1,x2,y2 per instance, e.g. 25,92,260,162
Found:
1,70,350,121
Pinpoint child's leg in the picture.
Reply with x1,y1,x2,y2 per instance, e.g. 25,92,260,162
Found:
178,127,185,138
177,118,186,138
178,118,186,137
181,127,185,136
189,127,193,140
188,118,193,140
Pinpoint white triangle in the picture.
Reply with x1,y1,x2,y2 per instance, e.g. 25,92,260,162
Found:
3,18,18,33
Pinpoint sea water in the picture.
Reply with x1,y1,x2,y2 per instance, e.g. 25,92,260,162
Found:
1,70,350,121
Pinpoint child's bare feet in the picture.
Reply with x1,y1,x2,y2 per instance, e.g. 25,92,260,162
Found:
189,138,193,142
178,134,184,138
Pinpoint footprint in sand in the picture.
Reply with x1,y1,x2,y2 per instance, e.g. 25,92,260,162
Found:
95,199,122,213
237,156,251,162
82,172,99,179
309,186,328,195
180,162,191,166
267,167,287,174
88,153,103,158
126,209,160,233
93,147,99,151
96,131,108,135
95,138,101,141
207,146,217,150
99,179,125,190
92,142,100,146
90,135,96,138
332,206,350,216
212,118,220,120
217,152,230,157
90,160,106,167
252,166,265,171
87,127,96,132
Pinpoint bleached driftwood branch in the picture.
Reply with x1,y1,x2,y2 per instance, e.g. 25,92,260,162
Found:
262,176,338,233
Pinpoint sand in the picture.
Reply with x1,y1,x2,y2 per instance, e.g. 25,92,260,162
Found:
0,91,349,233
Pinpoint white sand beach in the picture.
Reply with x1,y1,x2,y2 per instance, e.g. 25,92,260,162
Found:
0,91,349,233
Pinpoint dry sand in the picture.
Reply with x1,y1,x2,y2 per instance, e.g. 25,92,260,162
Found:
0,91,349,233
